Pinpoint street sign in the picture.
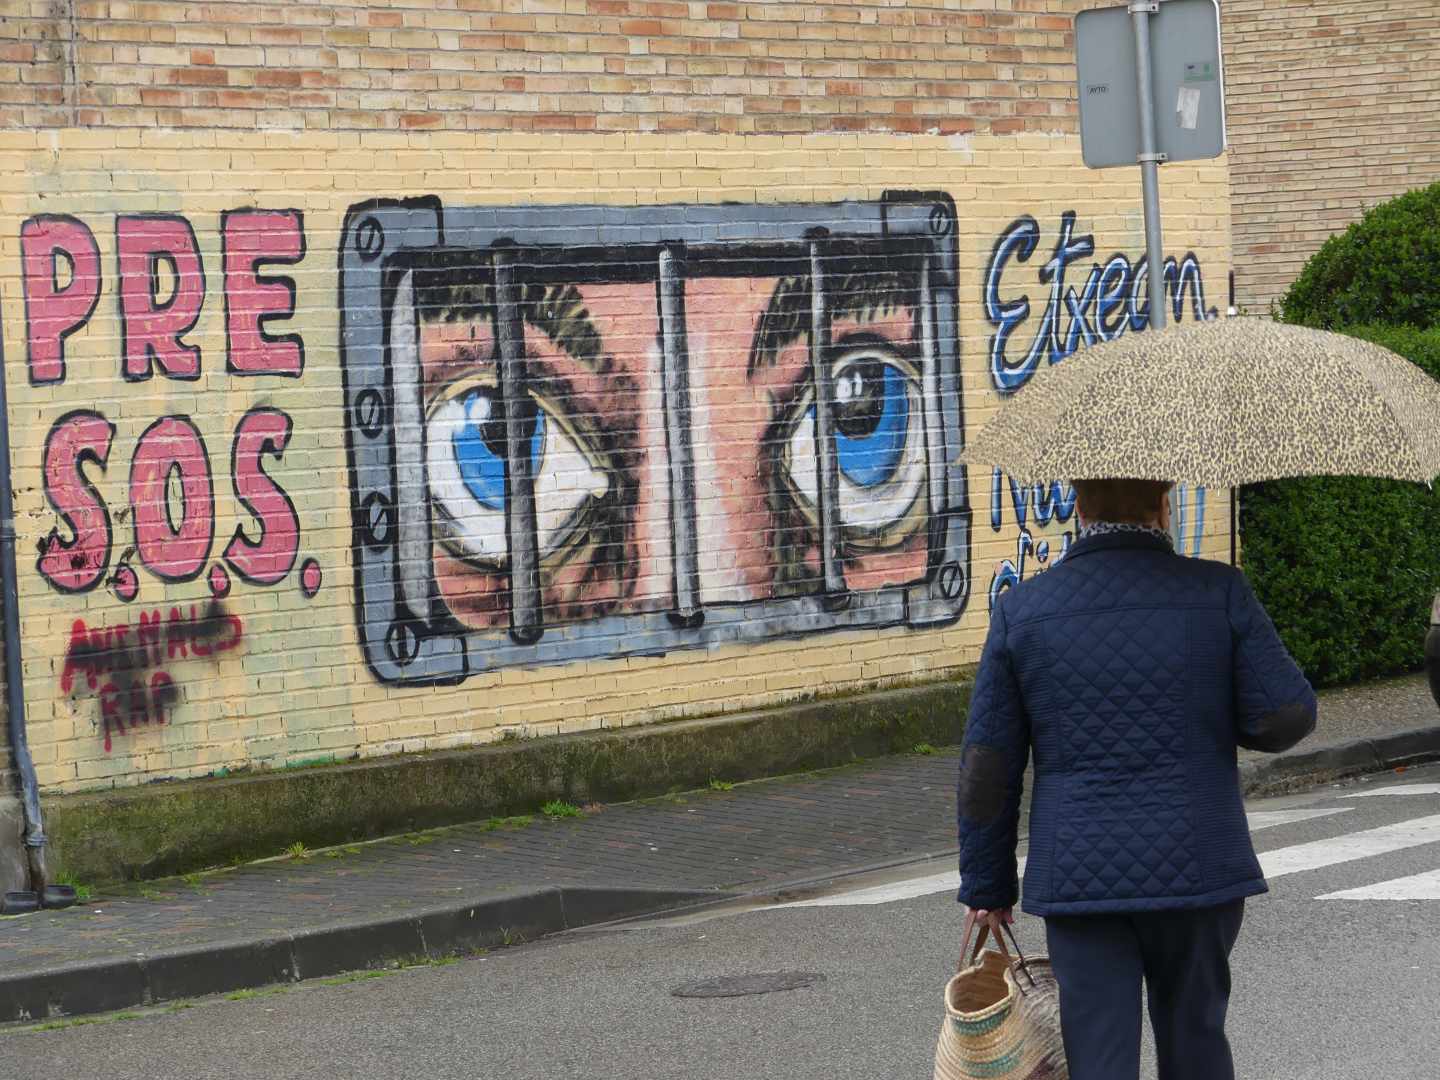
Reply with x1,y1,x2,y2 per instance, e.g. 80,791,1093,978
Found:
1076,0,1226,170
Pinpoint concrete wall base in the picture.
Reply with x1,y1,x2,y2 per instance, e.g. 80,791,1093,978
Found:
0,796,29,893
47,674,973,885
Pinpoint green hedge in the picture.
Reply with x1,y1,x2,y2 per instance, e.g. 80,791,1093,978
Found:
1277,182,1440,330
1240,324,1440,687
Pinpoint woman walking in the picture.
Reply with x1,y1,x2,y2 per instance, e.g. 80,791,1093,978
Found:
956,478,1317,1080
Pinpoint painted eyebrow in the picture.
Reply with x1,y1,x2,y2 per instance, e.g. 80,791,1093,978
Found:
747,268,919,379
414,277,605,374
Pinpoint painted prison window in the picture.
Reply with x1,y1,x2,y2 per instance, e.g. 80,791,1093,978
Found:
346,197,969,681
397,244,932,627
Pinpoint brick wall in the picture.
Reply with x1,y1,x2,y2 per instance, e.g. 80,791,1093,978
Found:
2,0,1080,136
0,2,1234,795
1222,0,1440,313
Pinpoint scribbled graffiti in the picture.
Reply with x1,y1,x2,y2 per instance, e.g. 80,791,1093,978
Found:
982,211,1215,606
987,470,1080,610
1172,485,1207,558
984,210,1217,395
339,194,973,684
986,471,1209,610
23,210,316,606
60,602,244,751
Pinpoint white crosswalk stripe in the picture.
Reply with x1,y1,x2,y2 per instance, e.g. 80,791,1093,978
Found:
774,870,959,908
1316,868,1440,900
1258,813,1440,880
1246,808,1352,831
764,790,1440,911
1339,784,1440,798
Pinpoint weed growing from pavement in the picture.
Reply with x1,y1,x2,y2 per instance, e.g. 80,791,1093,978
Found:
182,873,205,891
540,800,582,818
708,778,735,791
319,970,397,987
31,1012,143,1032
479,814,534,831
912,743,937,755
284,841,311,860
54,873,93,902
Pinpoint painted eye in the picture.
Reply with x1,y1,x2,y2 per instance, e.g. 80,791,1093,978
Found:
450,389,543,512
785,345,928,545
426,382,609,565
833,359,911,488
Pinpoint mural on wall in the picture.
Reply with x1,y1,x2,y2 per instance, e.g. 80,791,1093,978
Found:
982,211,1217,608
339,194,973,684
19,208,321,751
16,193,1222,751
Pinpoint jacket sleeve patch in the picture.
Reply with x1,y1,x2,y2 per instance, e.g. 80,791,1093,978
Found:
958,744,1011,824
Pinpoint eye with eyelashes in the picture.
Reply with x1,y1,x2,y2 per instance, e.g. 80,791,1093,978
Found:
425,375,610,568
780,341,929,548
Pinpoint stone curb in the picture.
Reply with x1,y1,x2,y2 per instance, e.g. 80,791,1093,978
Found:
0,884,724,1025
1240,725,1440,796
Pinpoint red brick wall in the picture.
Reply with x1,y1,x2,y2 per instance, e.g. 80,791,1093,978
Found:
0,0,1083,135
1223,0,1440,312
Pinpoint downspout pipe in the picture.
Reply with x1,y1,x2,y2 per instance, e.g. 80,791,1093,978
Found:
0,331,47,890
1228,269,1239,569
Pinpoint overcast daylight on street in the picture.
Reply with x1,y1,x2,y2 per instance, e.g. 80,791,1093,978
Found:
2,2,1440,1079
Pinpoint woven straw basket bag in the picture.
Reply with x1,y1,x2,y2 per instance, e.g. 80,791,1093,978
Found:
933,914,1067,1080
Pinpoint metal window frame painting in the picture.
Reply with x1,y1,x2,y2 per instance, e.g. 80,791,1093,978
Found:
338,194,971,685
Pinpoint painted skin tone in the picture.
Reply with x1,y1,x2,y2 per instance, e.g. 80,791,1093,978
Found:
416,271,934,630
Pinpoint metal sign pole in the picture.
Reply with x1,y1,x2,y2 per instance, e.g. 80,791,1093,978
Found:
1130,0,1167,332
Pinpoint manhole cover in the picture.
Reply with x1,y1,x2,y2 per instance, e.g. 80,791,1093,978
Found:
670,971,826,998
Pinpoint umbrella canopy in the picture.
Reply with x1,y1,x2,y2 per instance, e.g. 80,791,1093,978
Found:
961,318,1440,488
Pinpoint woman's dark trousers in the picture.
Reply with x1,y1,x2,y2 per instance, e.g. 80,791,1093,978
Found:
1043,900,1245,1080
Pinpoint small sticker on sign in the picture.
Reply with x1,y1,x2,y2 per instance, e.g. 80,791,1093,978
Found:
1177,86,1201,131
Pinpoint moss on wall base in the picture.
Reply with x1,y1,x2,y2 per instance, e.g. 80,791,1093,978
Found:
47,674,972,885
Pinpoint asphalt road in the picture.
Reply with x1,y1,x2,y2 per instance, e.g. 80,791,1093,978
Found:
7,762,1440,1080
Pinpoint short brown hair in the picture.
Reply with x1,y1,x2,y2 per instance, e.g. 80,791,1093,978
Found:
1072,479,1170,525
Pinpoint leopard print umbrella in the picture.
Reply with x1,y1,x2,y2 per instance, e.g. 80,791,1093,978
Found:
961,318,1440,488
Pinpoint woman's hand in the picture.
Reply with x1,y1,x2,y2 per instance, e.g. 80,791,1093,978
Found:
970,906,1015,926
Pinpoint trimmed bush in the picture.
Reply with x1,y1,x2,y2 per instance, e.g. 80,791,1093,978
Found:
1277,182,1440,330
1240,324,1440,687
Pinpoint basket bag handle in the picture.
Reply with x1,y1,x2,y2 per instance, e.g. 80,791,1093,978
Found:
958,910,1038,994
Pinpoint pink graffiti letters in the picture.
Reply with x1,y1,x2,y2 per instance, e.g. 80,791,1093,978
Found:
37,410,116,593
117,214,206,382
20,215,103,386
22,209,312,598
222,209,305,377
129,416,215,582
60,603,243,751
223,408,300,585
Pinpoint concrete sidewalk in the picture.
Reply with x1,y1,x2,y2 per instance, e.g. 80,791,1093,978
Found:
1,674,1436,1024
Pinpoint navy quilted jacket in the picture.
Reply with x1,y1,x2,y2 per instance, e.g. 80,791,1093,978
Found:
956,531,1317,916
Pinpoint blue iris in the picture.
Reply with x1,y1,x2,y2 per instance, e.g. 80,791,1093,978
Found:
453,390,544,511
809,361,909,488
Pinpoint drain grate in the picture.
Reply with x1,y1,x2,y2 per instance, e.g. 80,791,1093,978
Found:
670,971,827,998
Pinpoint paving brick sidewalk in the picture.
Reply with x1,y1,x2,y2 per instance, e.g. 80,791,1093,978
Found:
0,672,1435,1022
0,752,961,985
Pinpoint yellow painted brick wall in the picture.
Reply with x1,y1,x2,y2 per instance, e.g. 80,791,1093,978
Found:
0,128,1231,794
1223,0,1440,312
